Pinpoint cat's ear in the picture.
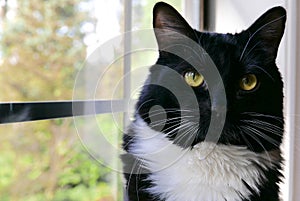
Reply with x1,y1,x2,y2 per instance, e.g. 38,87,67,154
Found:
242,7,286,60
153,2,196,49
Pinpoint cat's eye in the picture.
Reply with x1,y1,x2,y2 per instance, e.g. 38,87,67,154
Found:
184,71,204,87
239,74,258,91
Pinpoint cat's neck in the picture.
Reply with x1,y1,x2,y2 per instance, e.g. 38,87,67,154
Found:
128,116,282,201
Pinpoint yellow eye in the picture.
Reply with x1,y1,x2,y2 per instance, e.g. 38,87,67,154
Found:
184,71,204,87
240,74,258,91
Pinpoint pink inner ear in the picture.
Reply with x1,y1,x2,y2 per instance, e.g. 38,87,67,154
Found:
154,9,178,30
154,12,165,29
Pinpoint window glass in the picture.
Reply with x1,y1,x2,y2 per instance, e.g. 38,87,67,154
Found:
0,0,95,102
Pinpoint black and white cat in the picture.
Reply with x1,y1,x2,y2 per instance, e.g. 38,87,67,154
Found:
122,2,286,201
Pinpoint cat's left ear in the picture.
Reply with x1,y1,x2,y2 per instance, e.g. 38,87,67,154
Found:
242,7,286,60
153,2,197,49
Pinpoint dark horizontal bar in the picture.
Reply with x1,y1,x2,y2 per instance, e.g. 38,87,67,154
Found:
0,100,125,124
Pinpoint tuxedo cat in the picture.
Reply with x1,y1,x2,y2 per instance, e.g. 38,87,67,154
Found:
122,2,286,201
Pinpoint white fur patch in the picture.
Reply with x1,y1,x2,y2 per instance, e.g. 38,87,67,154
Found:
128,117,279,201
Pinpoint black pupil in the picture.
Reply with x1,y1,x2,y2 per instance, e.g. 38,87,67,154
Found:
244,76,250,85
193,73,196,79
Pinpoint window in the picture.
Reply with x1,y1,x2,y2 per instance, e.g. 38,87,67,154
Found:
2,1,298,200
0,0,201,200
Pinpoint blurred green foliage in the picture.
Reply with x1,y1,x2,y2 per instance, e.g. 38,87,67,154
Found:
0,0,117,200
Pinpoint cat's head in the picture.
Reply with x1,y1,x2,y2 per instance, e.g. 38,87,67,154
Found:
136,2,286,152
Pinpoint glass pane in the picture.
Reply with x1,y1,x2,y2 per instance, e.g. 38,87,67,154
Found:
0,0,128,102
0,1,125,200
0,0,98,102
0,119,121,200
132,0,183,29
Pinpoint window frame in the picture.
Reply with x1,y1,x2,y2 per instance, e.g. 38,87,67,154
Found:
285,0,300,200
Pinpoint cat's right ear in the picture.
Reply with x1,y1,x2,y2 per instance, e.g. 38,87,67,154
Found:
241,7,286,61
153,2,196,49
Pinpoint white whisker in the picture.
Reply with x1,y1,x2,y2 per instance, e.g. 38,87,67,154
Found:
240,125,273,164
248,64,275,81
241,119,283,136
242,41,261,62
241,112,283,123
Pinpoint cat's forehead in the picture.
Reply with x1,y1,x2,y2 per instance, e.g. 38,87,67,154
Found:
196,32,241,75
197,32,239,54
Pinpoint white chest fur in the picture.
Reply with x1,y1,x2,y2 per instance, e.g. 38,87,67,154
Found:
128,118,278,201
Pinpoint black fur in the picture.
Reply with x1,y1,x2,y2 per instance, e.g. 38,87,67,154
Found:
123,2,286,200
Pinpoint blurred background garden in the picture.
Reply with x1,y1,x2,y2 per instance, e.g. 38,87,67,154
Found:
0,0,181,200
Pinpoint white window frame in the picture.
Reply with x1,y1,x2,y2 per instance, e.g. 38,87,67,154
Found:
285,0,300,200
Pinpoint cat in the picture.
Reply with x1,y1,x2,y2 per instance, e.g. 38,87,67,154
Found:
122,2,286,201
